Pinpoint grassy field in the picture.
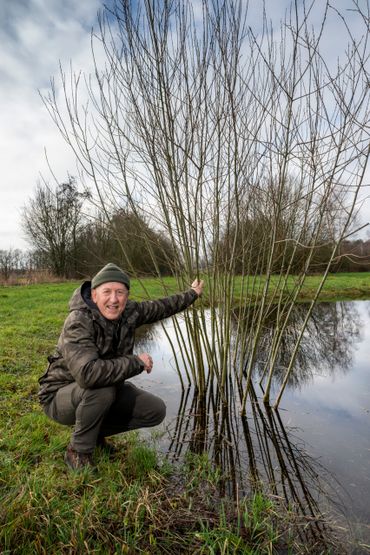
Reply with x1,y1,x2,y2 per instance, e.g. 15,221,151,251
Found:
231,272,370,302
1,274,366,553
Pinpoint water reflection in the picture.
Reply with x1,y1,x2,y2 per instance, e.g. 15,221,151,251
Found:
234,301,362,390
133,301,369,547
163,383,342,546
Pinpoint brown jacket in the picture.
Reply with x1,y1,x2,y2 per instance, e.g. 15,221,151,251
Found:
38,281,198,405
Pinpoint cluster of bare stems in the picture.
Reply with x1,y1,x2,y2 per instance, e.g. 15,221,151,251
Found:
43,0,370,408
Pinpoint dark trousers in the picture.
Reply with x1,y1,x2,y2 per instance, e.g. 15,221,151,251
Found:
43,382,166,453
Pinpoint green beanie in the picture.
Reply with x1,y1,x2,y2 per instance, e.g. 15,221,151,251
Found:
91,263,130,290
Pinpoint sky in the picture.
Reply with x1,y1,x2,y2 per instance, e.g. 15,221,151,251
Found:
0,0,369,251
0,0,103,251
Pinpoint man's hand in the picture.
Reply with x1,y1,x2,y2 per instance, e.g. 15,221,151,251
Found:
191,278,204,297
138,352,153,373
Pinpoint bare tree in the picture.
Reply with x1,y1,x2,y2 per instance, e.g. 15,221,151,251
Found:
0,249,23,281
22,177,89,278
76,208,175,276
42,0,370,406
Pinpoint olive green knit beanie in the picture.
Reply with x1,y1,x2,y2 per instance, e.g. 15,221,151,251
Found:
91,263,130,290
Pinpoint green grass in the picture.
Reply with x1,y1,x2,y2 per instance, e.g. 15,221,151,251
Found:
0,429,340,554
230,272,370,303
288,272,370,301
136,272,370,302
0,274,360,553
134,272,370,302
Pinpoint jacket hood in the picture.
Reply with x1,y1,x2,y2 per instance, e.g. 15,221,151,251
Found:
69,281,98,313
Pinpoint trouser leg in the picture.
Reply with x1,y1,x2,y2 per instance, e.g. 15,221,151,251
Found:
44,382,116,454
99,382,166,438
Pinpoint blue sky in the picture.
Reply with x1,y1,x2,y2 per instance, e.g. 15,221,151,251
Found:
0,0,369,251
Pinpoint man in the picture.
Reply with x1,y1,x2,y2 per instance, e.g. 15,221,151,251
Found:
38,262,204,470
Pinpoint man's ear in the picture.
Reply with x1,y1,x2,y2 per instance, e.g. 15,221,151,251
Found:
91,288,97,302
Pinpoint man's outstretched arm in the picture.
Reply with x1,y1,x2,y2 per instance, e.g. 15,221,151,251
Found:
135,278,205,327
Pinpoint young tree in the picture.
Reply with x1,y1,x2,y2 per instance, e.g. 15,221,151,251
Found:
42,0,369,405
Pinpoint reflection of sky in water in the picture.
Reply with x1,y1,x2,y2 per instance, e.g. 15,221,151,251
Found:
133,315,195,415
131,302,370,524
279,301,370,522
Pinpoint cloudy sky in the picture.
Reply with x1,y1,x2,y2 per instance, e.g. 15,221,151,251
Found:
1,0,369,251
0,0,104,250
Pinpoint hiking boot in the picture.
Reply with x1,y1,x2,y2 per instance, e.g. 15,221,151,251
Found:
96,437,119,456
64,444,94,470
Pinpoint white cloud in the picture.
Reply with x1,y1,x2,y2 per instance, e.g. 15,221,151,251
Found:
0,0,102,250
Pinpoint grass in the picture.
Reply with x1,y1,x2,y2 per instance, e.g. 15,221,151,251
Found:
0,274,364,553
230,272,370,303
134,272,370,302
0,430,341,554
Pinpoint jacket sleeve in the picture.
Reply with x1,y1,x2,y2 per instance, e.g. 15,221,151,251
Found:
60,311,144,389
136,289,199,326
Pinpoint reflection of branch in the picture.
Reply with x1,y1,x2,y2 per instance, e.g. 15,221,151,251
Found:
235,300,361,392
165,378,342,547
166,387,192,461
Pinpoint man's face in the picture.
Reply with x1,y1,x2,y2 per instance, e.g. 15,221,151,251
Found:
91,281,129,320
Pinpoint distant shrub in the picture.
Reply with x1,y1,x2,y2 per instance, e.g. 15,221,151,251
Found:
0,270,65,286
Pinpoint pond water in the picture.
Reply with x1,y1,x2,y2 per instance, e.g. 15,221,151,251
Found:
131,300,370,549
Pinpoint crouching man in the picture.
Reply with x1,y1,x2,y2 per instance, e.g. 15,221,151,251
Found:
38,263,204,470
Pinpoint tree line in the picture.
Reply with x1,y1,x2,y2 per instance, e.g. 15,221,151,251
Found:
14,177,174,281
1,175,368,283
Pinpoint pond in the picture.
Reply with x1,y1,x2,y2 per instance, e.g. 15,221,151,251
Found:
132,300,370,549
